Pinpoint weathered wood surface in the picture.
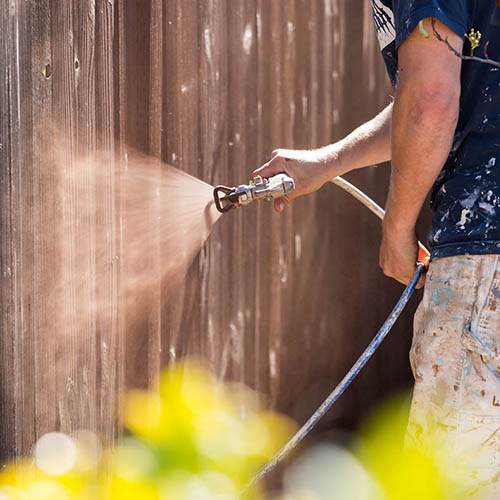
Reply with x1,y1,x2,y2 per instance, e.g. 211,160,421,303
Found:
0,0,425,460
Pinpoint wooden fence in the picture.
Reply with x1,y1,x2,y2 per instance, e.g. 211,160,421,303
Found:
0,0,423,460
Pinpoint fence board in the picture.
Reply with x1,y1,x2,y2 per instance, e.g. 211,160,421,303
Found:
1,0,19,461
0,0,424,461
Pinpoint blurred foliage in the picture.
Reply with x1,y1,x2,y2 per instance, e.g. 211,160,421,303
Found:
0,359,296,500
281,393,476,500
0,367,483,500
354,393,472,500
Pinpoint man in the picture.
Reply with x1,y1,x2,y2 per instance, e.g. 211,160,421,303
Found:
255,0,500,493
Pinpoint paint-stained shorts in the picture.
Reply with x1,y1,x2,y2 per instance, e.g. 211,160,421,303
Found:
407,255,500,497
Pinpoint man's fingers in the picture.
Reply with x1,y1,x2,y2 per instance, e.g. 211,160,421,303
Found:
274,196,289,213
379,258,409,284
416,274,426,289
253,154,288,179
381,264,427,288
253,160,279,178
387,272,410,287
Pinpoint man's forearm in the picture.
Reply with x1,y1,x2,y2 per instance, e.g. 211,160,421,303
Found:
386,85,459,232
254,102,393,202
322,102,393,178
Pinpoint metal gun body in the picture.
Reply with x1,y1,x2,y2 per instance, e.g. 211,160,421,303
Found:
214,173,295,213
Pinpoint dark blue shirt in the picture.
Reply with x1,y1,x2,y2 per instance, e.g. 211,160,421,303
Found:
372,0,500,260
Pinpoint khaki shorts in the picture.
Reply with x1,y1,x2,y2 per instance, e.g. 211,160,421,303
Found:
407,255,500,497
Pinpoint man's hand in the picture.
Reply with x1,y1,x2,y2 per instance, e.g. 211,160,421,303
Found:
253,148,335,212
379,219,425,288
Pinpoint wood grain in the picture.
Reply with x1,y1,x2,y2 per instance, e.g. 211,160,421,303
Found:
0,0,426,463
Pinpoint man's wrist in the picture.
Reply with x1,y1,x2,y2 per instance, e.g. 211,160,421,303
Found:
383,205,418,236
318,141,352,179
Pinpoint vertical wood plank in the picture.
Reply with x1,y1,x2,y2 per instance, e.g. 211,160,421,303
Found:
163,0,202,364
49,0,100,435
147,0,164,388
255,0,273,401
198,0,228,376
226,0,258,385
95,0,120,446
0,0,23,461
30,0,56,451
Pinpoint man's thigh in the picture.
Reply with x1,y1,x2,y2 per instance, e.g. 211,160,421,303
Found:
407,255,500,493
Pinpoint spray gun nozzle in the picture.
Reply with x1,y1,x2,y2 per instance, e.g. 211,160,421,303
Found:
213,173,295,214
213,185,240,213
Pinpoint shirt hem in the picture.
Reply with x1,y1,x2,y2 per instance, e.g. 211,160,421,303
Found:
431,241,500,261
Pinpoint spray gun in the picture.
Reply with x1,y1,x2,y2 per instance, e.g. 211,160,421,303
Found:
213,173,295,213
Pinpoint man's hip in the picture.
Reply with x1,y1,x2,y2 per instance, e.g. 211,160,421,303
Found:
407,254,500,495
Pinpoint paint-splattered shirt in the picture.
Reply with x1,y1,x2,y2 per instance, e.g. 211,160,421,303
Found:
372,0,500,260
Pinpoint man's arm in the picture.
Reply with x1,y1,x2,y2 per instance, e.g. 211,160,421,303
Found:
328,101,393,172
254,103,393,211
380,18,463,286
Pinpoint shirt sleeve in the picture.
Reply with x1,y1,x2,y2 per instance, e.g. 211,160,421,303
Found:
393,0,470,49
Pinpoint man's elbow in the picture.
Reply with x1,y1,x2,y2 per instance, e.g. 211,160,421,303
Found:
398,79,460,126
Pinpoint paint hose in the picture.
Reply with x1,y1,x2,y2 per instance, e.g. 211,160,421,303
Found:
243,175,430,493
